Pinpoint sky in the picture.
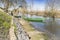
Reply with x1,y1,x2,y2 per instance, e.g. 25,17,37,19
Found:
26,0,46,11
0,0,46,11
26,0,60,11
0,0,60,11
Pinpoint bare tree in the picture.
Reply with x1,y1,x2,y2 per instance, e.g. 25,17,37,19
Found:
45,0,57,21
0,0,13,13
11,0,27,17
45,0,59,36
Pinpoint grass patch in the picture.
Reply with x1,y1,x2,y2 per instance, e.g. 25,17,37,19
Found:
0,11,12,33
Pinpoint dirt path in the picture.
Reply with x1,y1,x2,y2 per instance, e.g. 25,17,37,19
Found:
9,26,16,40
9,17,16,40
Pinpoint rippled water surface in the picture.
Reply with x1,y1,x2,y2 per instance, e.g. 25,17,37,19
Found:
30,18,60,40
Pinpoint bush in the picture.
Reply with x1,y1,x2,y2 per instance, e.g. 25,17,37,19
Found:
0,11,11,30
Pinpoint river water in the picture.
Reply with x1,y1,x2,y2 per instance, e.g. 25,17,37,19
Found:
18,14,60,40
30,18,60,40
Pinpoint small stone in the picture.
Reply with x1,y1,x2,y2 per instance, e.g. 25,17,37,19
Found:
40,38,45,40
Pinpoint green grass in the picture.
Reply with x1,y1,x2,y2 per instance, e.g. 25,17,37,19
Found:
0,11,12,31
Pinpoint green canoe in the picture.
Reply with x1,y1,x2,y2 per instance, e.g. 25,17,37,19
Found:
23,17,45,22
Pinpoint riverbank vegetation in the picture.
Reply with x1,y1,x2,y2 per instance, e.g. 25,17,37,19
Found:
0,11,11,29
0,11,11,36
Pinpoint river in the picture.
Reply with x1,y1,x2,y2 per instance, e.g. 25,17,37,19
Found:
30,18,60,40
17,14,60,40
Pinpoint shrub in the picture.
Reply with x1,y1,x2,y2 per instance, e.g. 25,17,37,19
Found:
0,11,11,30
